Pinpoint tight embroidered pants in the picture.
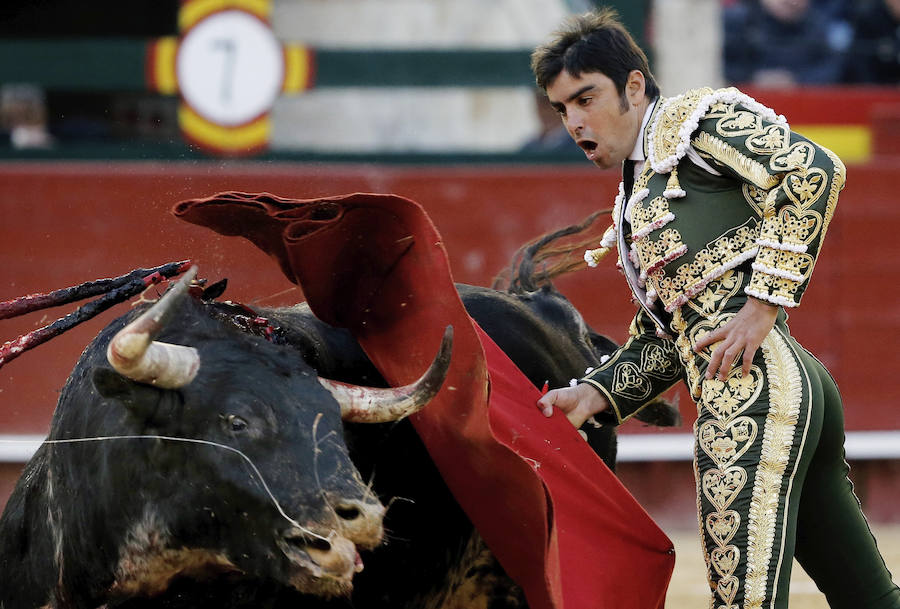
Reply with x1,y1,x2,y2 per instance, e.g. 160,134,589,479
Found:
672,271,900,609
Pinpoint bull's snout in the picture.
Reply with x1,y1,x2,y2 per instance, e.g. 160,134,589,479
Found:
330,496,386,549
276,496,385,596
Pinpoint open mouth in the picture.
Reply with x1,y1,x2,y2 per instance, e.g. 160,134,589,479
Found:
277,529,361,597
578,140,598,160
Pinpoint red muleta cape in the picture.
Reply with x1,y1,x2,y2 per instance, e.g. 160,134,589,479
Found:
173,191,675,609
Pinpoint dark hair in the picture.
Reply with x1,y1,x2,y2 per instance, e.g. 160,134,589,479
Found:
531,8,659,100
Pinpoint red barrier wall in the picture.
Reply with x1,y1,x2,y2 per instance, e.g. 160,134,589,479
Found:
3,160,898,432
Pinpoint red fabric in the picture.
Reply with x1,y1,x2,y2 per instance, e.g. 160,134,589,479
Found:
174,191,674,609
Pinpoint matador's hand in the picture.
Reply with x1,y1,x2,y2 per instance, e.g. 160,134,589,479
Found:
693,297,779,381
537,383,609,428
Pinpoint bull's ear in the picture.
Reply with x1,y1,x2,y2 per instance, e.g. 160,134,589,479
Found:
92,367,161,421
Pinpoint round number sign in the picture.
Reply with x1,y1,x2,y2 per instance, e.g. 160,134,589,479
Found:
177,9,284,127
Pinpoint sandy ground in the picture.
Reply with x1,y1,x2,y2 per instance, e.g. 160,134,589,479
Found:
664,524,900,608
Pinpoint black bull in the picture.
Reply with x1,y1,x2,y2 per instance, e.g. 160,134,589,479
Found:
0,277,678,609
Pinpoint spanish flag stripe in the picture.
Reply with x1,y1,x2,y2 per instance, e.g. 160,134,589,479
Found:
282,44,312,93
147,37,179,94
178,104,271,151
179,0,272,30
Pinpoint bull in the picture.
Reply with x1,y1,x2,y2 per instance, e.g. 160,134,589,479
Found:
0,223,678,609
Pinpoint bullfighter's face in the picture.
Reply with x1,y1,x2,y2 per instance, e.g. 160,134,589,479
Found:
545,69,647,170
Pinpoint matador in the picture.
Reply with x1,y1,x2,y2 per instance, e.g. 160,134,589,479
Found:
532,9,900,609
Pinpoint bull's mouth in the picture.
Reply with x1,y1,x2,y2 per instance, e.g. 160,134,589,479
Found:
276,528,362,597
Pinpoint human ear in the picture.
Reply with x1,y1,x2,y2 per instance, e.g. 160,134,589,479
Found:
625,69,646,104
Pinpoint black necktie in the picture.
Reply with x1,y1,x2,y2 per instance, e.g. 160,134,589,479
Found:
623,159,636,199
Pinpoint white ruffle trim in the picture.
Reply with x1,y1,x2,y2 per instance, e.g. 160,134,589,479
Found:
751,262,804,283
624,188,650,224
756,238,808,253
648,88,788,175
632,212,675,241
745,287,799,308
663,247,759,312
663,188,686,199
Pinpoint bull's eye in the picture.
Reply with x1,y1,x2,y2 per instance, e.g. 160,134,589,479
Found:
220,414,249,432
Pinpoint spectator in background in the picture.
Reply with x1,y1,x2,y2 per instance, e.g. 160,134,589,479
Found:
723,0,848,87
0,84,54,149
845,0,900,84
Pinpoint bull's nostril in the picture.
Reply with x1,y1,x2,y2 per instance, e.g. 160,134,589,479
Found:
307,537,332,553
335,505,361,521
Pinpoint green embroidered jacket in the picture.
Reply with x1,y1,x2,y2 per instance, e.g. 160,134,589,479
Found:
583,87,846,424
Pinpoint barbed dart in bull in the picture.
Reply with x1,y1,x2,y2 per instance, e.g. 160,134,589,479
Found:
0,260,193,370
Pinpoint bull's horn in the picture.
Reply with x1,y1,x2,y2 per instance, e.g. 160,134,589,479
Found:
322,326,453,423
106,266,201,389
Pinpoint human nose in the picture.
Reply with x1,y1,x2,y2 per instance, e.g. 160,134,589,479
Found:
564,108,584,137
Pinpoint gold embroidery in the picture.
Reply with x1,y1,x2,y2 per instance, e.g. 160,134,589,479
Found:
746,268,803,304
703,470,747,512
651,87,716,164
692,131,780,190
784,168,828,209
746,124,790,154
754,246,814,281
640,342,681,381
706,509,741,546
611,362,652,401
691,311,766,609
717,110,763,137
770,141,816,172
708,101,736,116
699,370,763,422
758,206,823,247
635,228,686,272
631,196,674,237
685,270,743,317
698,416,759,469
744,330,803,608
742,184,767,216
672,309,703,399
652,221,758,310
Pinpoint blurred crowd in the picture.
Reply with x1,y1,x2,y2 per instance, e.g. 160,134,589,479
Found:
2,0,899,153
723,0,900,86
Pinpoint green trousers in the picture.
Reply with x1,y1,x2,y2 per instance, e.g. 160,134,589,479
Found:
671,269,900,609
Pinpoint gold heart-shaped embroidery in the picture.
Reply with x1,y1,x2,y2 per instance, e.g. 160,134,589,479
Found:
698,417,758,470
711,545,740,579
706,509,741,547
716,110,763,137
716,575,740,604
699,367,763,422
771,141,816,171
747,124,789,154
784,168,828,209
778,205,823,245
703,468,748,511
